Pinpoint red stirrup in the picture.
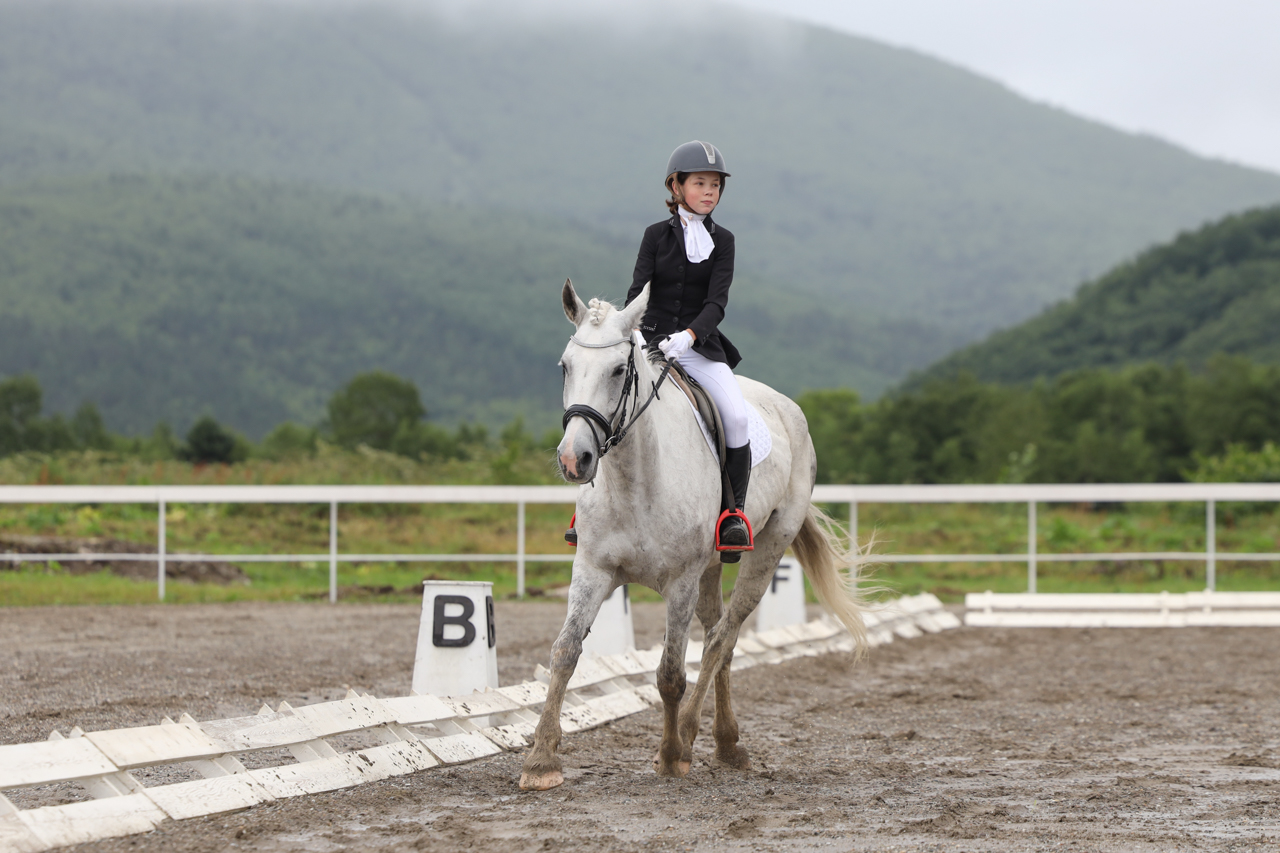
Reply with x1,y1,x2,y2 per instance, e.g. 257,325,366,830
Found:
714,508,754,552
565,512,577,547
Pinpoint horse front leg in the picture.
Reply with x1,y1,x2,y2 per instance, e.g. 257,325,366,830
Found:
682,539,791,772
654,573,700,778
519,567,612,791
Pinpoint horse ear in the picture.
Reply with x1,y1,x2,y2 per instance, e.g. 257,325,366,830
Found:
616,282,650,332
562,278,588,326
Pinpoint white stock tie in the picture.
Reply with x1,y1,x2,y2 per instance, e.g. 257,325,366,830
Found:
679,209,715,264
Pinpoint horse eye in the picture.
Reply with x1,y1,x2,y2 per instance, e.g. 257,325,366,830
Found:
611,365,626,377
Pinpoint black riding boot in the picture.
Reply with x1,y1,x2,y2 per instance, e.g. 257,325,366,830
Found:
717,442,753,558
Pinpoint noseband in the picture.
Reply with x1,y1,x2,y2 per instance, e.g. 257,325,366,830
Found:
562,334,674,460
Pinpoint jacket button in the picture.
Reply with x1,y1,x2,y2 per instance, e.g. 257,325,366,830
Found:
674,301,681,309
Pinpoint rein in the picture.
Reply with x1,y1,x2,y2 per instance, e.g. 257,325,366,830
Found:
562,335,675,460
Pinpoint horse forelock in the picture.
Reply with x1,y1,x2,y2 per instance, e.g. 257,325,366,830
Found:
586,297,614,326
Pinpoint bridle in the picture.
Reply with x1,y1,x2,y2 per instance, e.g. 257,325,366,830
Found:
561,333,675,461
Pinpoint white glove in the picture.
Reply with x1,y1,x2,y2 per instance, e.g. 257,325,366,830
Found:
658,330,694,361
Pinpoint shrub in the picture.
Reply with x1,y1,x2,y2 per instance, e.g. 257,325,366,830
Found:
182,416,246,464
328,371,426,451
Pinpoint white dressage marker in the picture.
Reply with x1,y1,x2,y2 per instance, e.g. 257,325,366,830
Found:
411,581,499,697
755,557,808,633
581,585,636,658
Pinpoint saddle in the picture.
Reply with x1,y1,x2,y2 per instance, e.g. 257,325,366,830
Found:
660,353,736,515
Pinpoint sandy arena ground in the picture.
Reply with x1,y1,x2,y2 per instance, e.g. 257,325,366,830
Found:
3,601,1280,852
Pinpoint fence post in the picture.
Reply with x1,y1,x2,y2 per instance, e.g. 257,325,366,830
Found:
849,501,858,554
517,501,526,599
157,500,166,601
1027,500,1037,594
329,501,338,604
1206,499,1216,592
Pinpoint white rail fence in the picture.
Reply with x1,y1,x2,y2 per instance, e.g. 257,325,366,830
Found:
965,590,1280,628
2,484,1278,601
0,594,958,853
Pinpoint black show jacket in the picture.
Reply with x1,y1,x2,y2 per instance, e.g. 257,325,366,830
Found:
625,213,741,368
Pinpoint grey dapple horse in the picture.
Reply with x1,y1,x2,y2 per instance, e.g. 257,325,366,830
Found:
518,280,870,791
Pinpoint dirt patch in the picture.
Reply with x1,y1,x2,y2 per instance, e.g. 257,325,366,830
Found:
3,603,1279,851
0,534,248,584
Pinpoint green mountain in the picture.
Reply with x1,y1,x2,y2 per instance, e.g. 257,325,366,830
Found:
917,205,1280,384
0,175,915,436
1,0,1279,434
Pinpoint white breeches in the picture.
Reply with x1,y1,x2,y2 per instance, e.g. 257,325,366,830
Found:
676,349,750,449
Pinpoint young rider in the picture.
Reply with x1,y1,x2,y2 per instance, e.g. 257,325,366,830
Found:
565,141,753,554
632,140,754,554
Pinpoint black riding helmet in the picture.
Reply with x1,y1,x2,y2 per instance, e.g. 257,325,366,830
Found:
664,140,730,192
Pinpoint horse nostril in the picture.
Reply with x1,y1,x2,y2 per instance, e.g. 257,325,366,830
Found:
580,451,594,468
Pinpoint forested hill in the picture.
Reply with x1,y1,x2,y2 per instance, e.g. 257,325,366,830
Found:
2,0,1280,436
0,176,912,436
917,205,1280,384
3,1,1279,340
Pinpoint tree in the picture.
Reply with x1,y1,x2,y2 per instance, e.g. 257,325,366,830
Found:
327,371,426,451
796,389,864,484
183,416,241,464
0,375,42,456
71,403,112,451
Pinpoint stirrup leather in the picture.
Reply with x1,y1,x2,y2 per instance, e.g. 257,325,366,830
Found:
714,508,754,552
565,513,578,547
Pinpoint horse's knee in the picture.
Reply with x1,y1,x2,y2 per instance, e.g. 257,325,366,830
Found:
549,635,584,671
657,661,687,705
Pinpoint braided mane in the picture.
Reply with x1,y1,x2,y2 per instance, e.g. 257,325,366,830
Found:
586,297,614,326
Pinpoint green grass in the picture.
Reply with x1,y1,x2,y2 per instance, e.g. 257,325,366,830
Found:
2,452,1278,606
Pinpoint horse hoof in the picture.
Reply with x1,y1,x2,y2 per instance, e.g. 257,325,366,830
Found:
518,770,564,791
655,760,691,778
651,750,691,777
714,746,751,771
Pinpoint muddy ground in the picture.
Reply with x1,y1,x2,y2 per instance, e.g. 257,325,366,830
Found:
2,601,1279,852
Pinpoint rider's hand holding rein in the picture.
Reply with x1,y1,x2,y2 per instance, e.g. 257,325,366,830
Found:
659,329,695,361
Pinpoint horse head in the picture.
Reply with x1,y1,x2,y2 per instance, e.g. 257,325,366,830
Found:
556,278,650,483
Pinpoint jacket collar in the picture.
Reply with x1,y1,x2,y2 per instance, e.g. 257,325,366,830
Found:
669,211,717,234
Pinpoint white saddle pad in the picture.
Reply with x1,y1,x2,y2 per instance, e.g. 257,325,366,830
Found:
686,396,772,469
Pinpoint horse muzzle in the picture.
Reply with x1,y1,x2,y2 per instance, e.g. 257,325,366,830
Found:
558,419,600,483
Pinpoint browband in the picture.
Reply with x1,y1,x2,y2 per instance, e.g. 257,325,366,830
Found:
569,335,631,349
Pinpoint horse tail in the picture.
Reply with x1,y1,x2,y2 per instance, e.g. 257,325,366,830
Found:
792,503,876,661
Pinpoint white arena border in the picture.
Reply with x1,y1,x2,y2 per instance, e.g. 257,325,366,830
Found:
965,590,1280,628
0,594,958,853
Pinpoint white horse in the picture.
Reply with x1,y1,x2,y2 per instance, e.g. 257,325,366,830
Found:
518,280,871,791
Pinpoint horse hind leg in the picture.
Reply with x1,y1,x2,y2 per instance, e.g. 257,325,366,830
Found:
711,655,749,769
675,561,726,765
708,530,796,771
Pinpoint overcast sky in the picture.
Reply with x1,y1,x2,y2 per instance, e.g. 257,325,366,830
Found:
726,0,1280,175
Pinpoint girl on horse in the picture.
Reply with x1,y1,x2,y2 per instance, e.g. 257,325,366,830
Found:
566,141,752,553
566,140,753,554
